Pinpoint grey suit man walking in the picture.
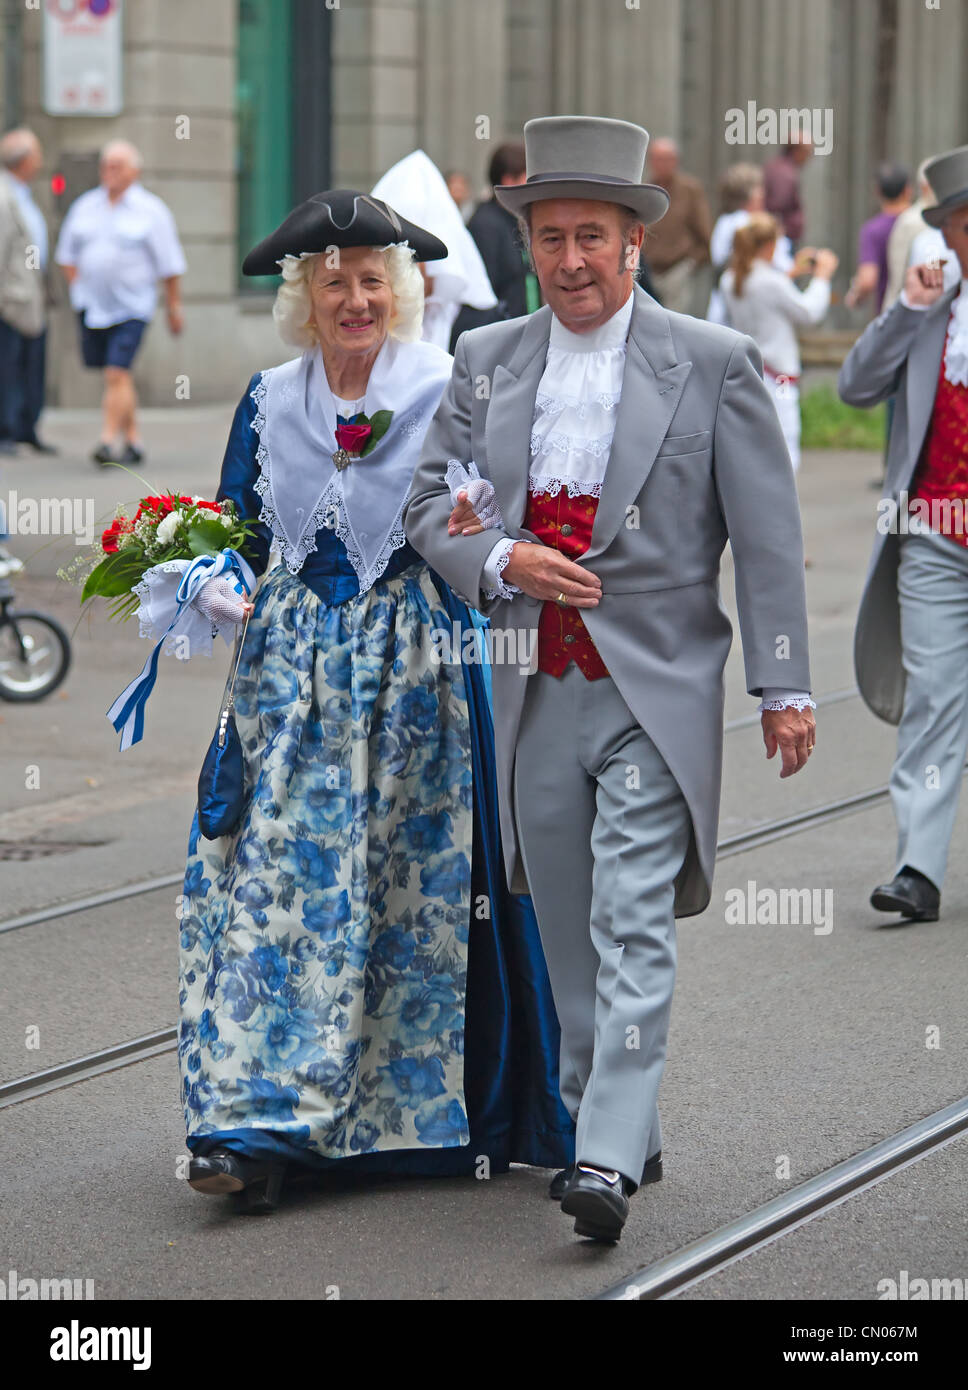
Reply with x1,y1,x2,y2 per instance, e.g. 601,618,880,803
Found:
840,144,968,924
404,116,816,1242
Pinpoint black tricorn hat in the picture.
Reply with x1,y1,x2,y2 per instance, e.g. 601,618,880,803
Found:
242,189,449,276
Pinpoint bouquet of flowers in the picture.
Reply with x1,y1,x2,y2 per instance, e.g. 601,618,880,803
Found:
75,492,257,622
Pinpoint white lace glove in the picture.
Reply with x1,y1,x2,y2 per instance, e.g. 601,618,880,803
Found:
461,477,503,528
190,574,249,626
445,459,505,530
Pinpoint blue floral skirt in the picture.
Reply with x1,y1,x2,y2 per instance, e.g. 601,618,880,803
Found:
179,561,574,1176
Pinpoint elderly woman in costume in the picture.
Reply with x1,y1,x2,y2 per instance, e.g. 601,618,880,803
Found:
168,191,572,1210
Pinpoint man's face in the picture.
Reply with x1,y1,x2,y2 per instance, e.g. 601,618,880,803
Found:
16,141,42,182
446,172,470,206
528,199,643,333
941,203,968,280
648,142,678,186
100,152,137,197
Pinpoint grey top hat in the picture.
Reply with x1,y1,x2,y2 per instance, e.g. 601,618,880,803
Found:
922,144,968,227
493,115,669,226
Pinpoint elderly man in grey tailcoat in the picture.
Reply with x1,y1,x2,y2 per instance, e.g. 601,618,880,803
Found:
840,145,968,925
404,116,815,1243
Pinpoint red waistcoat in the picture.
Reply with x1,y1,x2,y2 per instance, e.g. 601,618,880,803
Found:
522,488,609,679
911,344,968,544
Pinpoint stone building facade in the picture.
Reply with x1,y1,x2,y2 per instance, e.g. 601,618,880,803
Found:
2,0,967,405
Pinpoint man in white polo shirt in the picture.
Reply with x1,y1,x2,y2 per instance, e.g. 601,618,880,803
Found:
55,139,186,467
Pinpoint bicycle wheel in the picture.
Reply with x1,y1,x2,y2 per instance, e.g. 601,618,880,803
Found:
0,610,72,702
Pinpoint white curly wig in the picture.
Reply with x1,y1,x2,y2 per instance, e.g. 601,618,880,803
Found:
272,244,425,349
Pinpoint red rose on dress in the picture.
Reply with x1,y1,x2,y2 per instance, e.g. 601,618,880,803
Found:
335,423,372,455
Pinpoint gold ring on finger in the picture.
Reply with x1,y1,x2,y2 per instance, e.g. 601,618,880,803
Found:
556,591,568,605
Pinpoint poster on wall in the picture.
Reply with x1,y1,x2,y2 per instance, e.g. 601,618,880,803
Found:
42,0,124,116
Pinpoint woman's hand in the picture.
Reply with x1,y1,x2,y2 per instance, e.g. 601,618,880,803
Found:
191,576,252,624
447,479,504,536
448,489,484,536
811,248,839,280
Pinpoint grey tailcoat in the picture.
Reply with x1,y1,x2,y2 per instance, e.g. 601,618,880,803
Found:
838,287,960,725
404,284,811,915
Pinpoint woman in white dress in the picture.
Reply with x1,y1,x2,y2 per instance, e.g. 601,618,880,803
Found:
706,163,795,325
721,213,838,473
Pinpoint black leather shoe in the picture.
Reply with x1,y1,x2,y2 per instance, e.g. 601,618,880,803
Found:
870,868,940,922
121,442,145,464
91,443,117,466
549,1149,662,1201
560,1164,633,1241
187,1149,285,1213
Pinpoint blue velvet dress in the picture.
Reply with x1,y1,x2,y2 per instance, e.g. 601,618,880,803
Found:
179,375,574,1178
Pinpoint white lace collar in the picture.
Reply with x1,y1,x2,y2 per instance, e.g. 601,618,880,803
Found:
251,337,452,589
530,294,633,498
944,278,968,387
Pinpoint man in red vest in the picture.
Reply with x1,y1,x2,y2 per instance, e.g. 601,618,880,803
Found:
840,144,968,924
406,116,815,1244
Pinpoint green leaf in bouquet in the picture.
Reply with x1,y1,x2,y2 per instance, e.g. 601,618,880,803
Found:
361,410,394,455
81,550,145,602
187,518,232,556
108,589,142,623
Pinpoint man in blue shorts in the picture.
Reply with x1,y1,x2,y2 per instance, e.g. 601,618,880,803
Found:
55,140,186,467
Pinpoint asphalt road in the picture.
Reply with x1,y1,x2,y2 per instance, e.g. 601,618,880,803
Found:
0,407,965,1301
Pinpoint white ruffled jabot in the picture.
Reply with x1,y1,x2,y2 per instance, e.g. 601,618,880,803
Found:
529,293,633,498
944,279,968,387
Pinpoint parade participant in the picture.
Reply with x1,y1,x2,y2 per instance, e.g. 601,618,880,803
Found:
405,117,815,1244
721,213,838,472
162,190,571,1210
840,145,968,924
371,151,497,350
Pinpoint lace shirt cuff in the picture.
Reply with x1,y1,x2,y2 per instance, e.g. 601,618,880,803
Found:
758,688,816,713
482,537,523,601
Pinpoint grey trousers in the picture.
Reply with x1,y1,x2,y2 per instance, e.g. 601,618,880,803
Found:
512,662,692,1182
892,530,968,888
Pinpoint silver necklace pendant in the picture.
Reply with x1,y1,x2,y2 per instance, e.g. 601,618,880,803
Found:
333,448,353,471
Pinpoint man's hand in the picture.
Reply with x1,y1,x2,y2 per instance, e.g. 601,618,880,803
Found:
903,259,949,307
762,705,816,778
167,303,184,335
502,541,602,608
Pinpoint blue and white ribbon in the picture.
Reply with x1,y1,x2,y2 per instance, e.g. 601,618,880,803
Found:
106,548,255,751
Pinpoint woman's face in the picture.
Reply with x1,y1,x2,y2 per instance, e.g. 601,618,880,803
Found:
309,246,394,359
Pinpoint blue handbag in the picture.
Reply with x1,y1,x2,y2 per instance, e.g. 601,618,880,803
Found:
197,611,250,840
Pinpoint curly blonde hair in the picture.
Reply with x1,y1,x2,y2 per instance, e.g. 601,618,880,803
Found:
272,244,425,348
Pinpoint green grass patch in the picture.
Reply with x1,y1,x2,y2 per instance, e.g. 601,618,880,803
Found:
800,383,886,450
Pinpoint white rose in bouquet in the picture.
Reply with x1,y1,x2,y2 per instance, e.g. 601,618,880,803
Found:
156,511,182,547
